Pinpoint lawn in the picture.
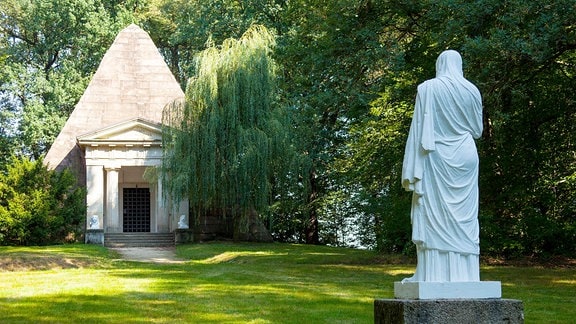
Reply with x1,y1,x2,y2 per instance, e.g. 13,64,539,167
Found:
0,243,575,323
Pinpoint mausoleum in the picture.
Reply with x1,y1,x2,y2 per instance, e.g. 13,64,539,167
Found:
45,24,188,244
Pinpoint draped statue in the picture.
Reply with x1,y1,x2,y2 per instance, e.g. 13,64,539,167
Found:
401,50,483,282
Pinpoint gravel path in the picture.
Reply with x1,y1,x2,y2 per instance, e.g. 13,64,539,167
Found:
111,247,186,264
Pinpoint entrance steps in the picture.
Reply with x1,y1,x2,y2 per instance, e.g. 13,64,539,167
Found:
104,233,175,247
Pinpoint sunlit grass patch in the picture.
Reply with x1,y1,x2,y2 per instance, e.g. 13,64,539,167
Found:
195,250,285,264
0,244,115,271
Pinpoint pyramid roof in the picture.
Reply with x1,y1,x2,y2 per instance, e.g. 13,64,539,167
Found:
44,24,184,178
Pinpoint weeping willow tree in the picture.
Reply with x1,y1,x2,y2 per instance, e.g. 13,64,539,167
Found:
162,25,302,241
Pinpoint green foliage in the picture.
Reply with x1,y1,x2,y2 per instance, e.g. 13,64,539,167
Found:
442,0,576,257
338,0,576,256
0,0,574,255
0,157,86,245
140,0,284,86
333,84,416,252
276,0,391,244
162,25,306,237
0,0,134,160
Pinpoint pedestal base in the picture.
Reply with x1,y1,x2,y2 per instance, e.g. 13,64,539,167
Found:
85,229,104,245
174,229,194,244
394,281,501,299
374,299,524,324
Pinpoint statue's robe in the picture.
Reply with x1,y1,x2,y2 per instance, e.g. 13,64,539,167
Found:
401,50,483,282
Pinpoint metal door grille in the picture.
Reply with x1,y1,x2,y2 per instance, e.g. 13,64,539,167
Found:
123,188,150,232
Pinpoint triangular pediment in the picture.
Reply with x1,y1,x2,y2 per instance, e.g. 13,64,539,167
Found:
77,118,162,147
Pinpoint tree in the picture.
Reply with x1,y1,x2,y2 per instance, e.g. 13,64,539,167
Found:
339,0,576,256
140,0,286,87
275,0,389,244
0,0,133,160
464,0,576,257
162,25,305,241
1,0,574,255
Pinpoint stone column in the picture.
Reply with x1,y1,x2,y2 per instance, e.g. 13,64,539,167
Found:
105,167,121,232
157,176,164,209
86,165,104,228
155,176,169,232
86,165,105,244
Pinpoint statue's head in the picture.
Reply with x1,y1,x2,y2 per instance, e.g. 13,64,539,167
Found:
89,215,99,229
436,50,463,78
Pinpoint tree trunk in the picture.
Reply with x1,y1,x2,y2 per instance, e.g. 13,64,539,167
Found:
233,208,274,243
305,169,320,244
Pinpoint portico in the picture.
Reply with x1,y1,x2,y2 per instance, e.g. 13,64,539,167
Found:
78,118,186,234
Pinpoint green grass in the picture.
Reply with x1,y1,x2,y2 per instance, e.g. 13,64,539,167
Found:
0,243,574,323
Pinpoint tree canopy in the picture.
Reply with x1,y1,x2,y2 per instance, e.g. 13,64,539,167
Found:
1,0,575,256
0,0,135,159
161,25,304,240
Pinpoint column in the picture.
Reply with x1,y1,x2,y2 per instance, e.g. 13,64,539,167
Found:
105,167,120,232
86,165,104,229
157,176,164,209
155,176,168,232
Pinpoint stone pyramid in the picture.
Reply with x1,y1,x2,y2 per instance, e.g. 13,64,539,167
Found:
44,24,184,180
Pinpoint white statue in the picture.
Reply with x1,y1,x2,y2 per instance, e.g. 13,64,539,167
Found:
401,50,483,282
178,214,189,229
89,215,100,229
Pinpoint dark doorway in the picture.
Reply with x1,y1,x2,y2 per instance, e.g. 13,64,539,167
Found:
123,188,150,232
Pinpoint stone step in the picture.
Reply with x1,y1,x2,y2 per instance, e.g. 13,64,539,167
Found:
104,233,175,247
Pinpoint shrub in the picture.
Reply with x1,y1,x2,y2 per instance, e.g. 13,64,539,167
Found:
0,156,85,245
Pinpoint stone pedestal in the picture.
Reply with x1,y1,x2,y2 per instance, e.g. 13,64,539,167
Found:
174,229,194,244
85,229,104,245
394,281,502,299
374,299,524,324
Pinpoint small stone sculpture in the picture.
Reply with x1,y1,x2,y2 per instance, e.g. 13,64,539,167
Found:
401,50,483,282
178,214,189,229
89,215,100,229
